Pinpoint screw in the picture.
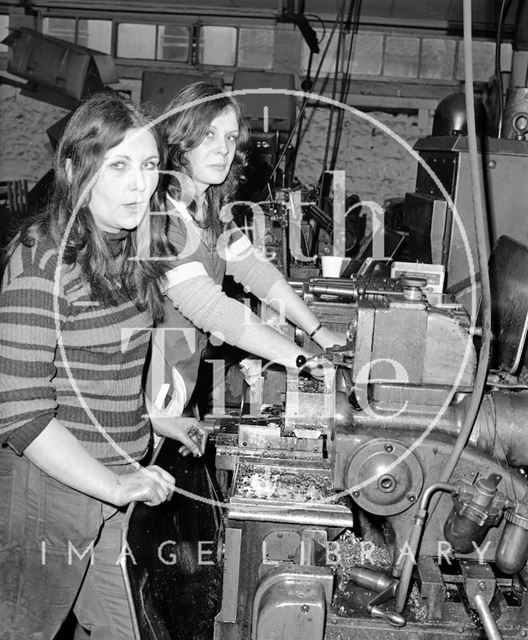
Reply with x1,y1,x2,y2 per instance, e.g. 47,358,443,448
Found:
301,604,310,613
352,491,360,498
408,494,416,503
520,631,526,638
242,441,247,447
385,444,394,453
478,581,487,592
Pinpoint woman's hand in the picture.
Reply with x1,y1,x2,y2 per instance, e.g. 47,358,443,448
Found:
239,357,262,388
312,326,348,350
112,465,176,507
151,415,207,457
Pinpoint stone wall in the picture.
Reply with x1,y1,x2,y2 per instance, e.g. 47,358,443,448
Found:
0,80,428,207
295,104,430,207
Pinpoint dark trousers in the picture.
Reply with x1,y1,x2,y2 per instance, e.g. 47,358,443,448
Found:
0,449,137,640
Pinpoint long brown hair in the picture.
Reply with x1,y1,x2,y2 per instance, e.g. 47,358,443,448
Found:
162,81,249,238
4,91,172,322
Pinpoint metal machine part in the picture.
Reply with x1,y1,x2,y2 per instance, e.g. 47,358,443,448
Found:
443,474,507,554
495,501,528,575
211,274,528,640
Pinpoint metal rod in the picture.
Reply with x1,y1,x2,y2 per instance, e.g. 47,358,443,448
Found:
228,506,353,528
473,594,504,640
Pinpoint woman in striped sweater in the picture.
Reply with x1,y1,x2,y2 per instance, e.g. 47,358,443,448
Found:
0,92,205,639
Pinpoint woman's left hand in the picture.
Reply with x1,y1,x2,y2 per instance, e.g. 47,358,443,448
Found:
151,416,207,457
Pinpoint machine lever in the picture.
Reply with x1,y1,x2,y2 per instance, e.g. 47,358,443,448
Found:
347,567,406,627
368,604,406,627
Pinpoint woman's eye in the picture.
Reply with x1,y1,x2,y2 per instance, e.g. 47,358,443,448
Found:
205,130,215,138
110,161,125,170
143,160,159,170
227,134,238,143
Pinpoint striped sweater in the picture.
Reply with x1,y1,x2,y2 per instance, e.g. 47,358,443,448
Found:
0,234,152,464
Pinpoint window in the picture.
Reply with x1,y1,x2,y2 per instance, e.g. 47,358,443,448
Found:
456,40,501,82
78,20,112,54
116,23,191,62
42,17,76,43
384,36,420,78
351,33,383,76
157,25,190,62
117,23,156,59
42,17,111,53
238,27,274,69
420,38,456,80
199,26,237,66
0,14,9,52
300,29,345,75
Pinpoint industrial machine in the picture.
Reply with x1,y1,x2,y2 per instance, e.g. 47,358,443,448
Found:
211,265,528,640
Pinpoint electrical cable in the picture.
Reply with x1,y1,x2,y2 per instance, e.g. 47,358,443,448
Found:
330,0,361,171
496,0,513,137
317,4,346,209
266,0,348,189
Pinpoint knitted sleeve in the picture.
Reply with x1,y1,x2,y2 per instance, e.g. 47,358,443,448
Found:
0,242,69,451
222,226,286,300
163,264,262,347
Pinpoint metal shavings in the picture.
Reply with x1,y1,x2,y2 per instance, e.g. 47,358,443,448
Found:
233,462,334,502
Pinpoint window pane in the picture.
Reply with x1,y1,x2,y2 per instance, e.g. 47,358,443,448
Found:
78,19,112,54
300,29,343,75
42,17,76,43
420,38,456,80
456,40,496,82
157,25,190,62
238,28,273,69
117,23,156,59
384,36,419,78
199,26,236,66
0,14,9,52
351,33,383,76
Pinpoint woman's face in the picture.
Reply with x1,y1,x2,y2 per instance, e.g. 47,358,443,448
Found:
88,127,160,233
185,106,239,198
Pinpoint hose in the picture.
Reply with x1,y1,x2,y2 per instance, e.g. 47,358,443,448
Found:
394,0,494,613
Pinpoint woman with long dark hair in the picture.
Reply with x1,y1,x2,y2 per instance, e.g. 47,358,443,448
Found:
0,91,205,639
149,81,345,412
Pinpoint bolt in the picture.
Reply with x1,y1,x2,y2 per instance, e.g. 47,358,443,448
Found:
478,581,487,592
408,494,416,503
242,441,247,447
301,604,310,613
385,444,394,453
520,631,526,638
352,491,360,498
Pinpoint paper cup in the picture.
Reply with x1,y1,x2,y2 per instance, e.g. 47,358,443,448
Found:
321,256,351,277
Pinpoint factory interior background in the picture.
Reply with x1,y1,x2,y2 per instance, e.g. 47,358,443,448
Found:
2,1,528,640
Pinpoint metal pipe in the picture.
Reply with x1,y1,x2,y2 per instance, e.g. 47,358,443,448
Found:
473,594,504,640
394,483,455,612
